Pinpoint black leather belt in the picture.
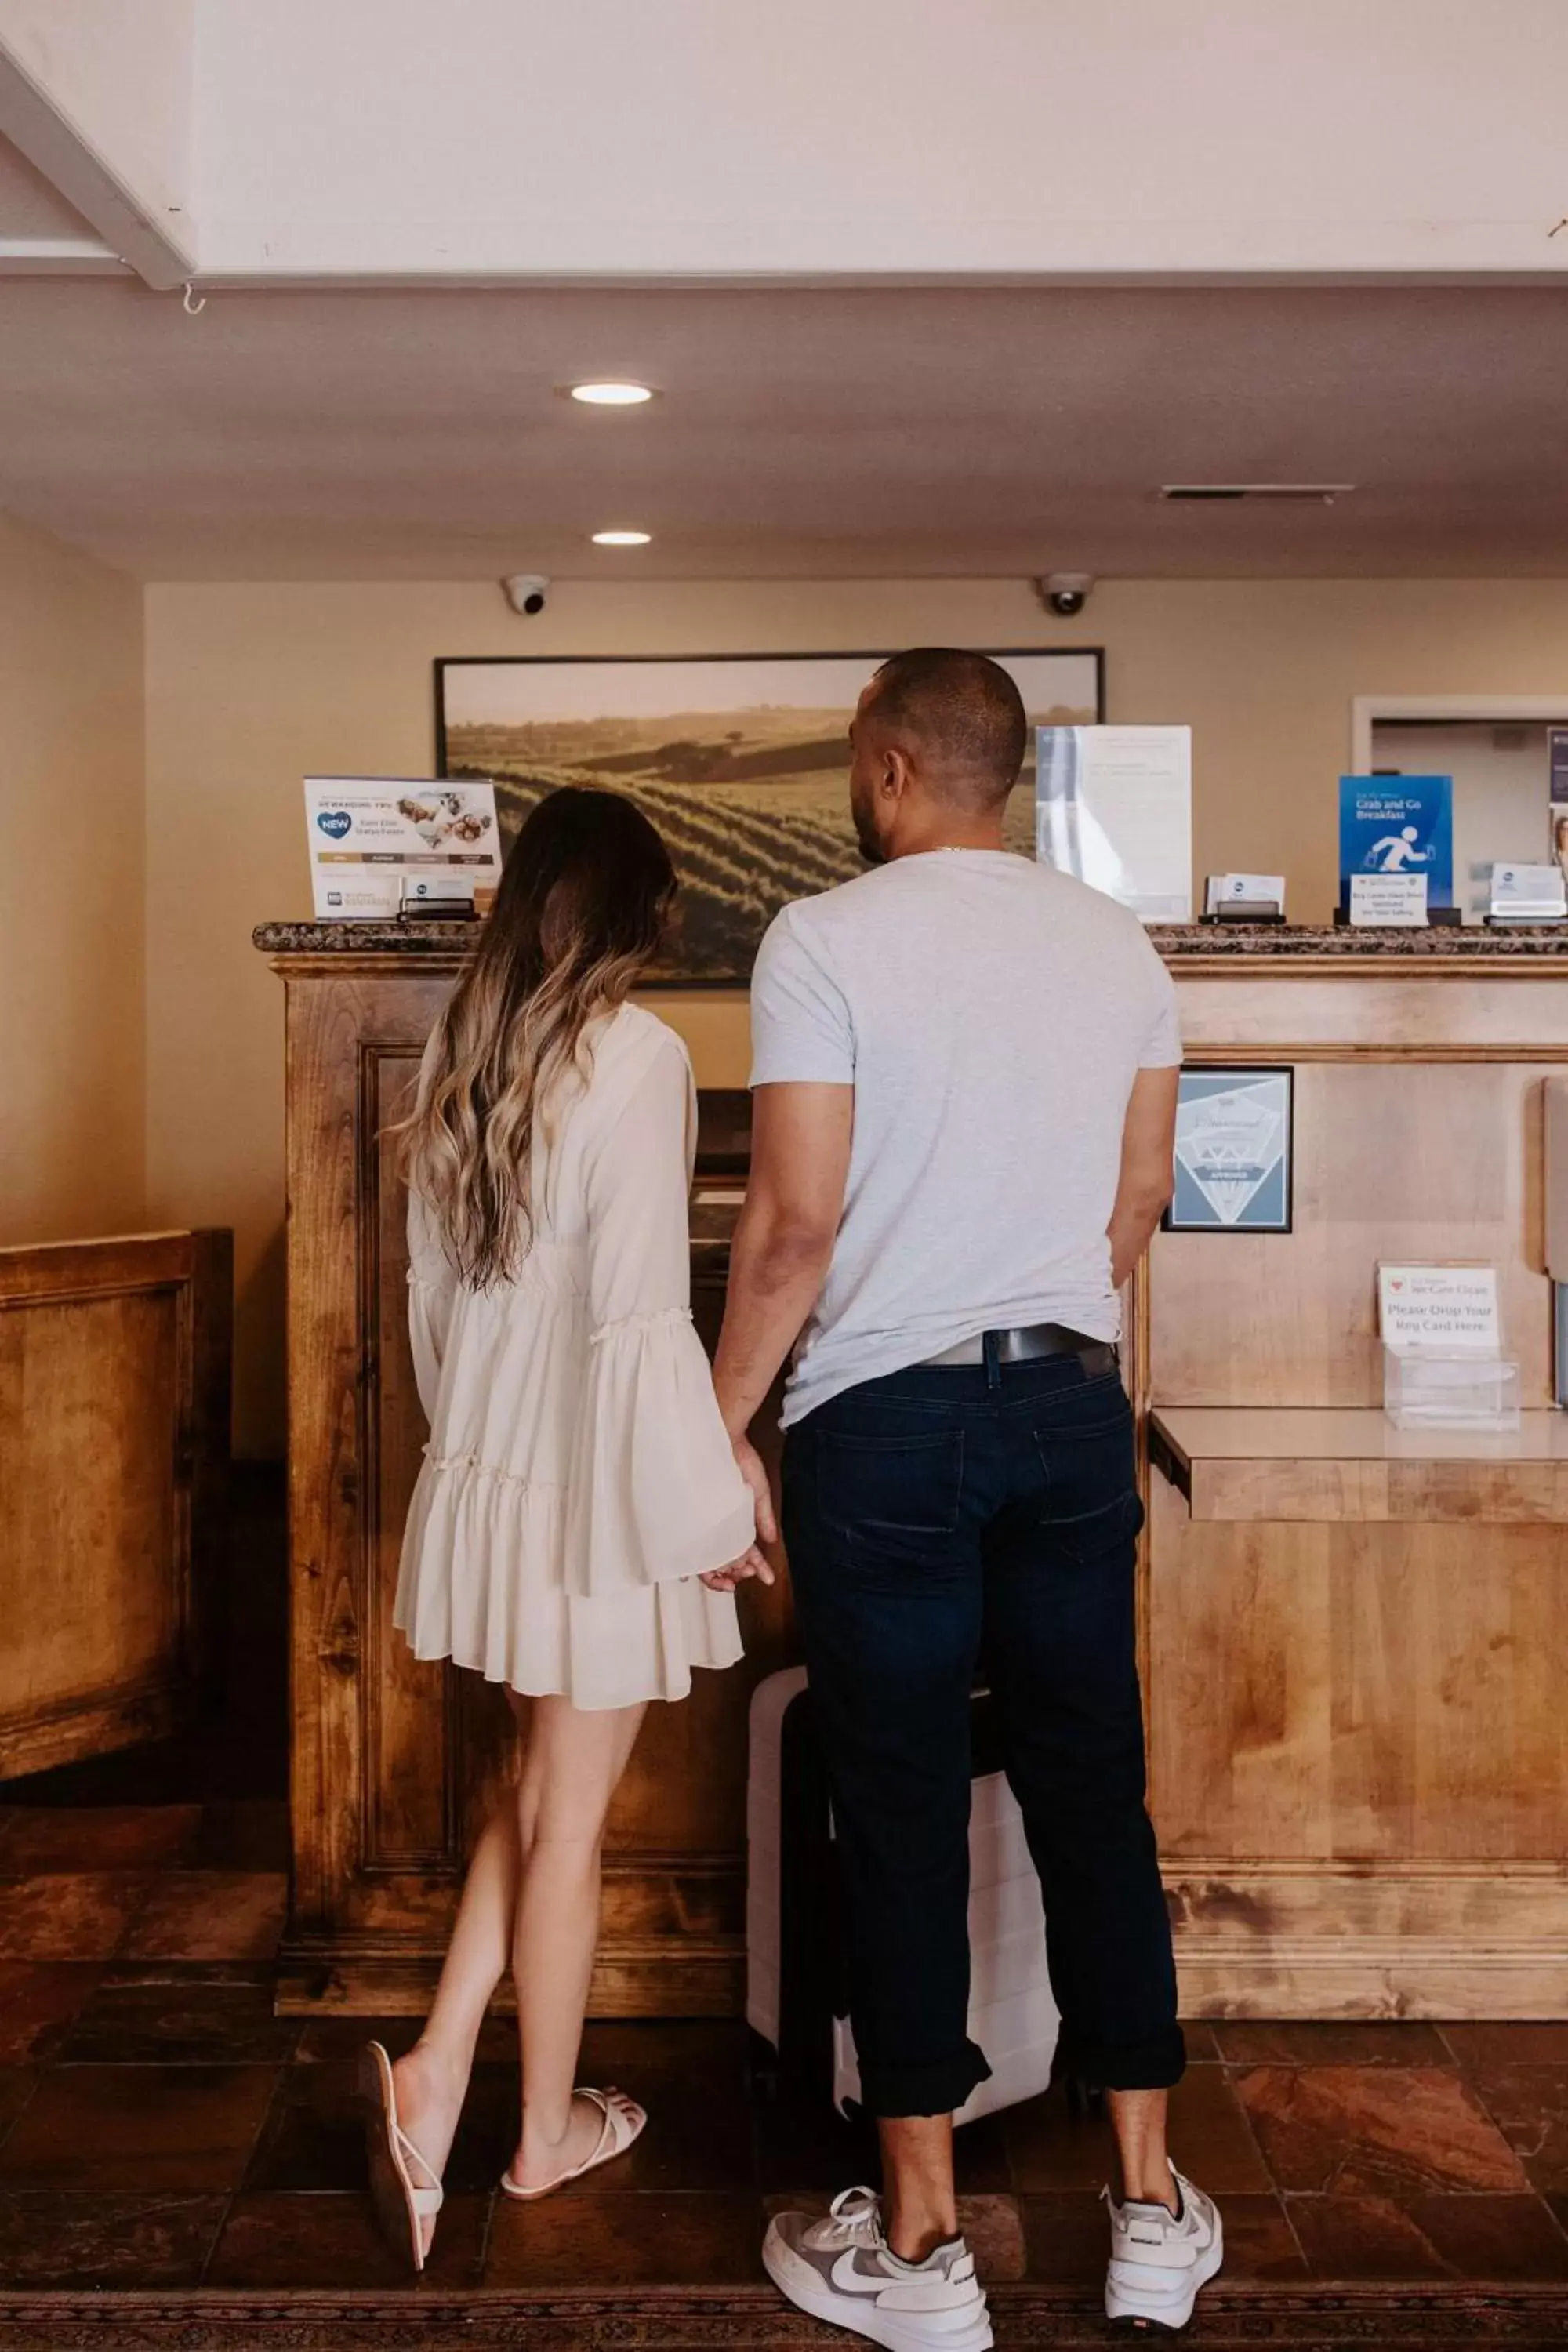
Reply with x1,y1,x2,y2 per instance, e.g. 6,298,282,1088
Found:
920,1323,1117,1376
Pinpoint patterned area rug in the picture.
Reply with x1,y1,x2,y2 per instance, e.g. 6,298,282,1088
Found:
3,2285,1568,2349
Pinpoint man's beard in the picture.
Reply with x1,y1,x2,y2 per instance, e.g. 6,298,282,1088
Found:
852,805,884,865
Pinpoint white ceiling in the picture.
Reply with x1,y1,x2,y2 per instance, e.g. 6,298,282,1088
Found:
3,275,1568,581
13,3,1568,284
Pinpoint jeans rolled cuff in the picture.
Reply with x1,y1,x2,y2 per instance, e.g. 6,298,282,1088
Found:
858,2038,993,2120
1057,2022,1187,2093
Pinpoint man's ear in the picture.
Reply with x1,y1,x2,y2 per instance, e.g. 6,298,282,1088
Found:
882,744,913,802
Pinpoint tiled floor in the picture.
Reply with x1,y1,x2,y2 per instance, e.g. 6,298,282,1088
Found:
2,1802,1568,2292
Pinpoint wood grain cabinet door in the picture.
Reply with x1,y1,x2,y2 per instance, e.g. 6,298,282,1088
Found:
0,1230,231,1780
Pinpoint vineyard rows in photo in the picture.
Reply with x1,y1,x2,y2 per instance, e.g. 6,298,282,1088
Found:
444,720,1036,978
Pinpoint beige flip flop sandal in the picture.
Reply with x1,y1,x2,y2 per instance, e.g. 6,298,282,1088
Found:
358,2040,445,2272
499,2085,647,2201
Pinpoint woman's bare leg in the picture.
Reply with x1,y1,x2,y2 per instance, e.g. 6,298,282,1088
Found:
388,1692,535,2251
506,1693,647,2188
384,1690,645,2233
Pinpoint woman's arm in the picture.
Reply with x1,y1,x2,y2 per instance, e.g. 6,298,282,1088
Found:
406,1189,460,1423
573,1030,768,1592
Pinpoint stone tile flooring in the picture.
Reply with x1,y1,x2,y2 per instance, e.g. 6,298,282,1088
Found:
2,1801,1567,2291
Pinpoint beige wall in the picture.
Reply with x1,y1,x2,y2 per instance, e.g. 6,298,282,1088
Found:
0,511,144,1244
143,575,1568,1453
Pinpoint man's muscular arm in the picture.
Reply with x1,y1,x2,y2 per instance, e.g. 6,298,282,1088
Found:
701,1083,851,1588
1106,1065,1178,1289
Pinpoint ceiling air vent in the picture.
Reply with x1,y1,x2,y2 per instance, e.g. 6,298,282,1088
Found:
1160,484,1356,505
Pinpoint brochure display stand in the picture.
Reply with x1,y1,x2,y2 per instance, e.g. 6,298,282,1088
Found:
1382,1347,1522,1432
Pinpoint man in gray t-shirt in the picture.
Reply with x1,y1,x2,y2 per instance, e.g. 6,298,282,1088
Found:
710,650,1222,2343
750,847,1181,1423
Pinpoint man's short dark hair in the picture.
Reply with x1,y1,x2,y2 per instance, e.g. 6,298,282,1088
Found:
866,648,1028,805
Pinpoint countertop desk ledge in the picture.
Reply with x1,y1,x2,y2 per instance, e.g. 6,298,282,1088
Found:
1150,1405,1568,1523
254,918,1568,971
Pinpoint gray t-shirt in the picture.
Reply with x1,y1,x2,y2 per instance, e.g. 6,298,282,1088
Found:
748,849,1181,1425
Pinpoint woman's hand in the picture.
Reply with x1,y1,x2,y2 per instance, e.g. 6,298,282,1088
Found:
701,1543,775,1595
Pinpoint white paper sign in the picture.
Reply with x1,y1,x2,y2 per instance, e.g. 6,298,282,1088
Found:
1350,871,1428,927
305,779,503,918
1036,726,1192,922
1378,1264,1501,1354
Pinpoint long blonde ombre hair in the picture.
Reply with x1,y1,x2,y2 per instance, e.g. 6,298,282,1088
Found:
398,789,677,1290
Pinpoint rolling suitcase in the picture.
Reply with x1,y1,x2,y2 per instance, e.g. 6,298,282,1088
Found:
747,1665,1063,2125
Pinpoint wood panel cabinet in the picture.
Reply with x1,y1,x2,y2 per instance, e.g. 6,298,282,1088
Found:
0,1230,230,1779
1143,965,1568,2017
272,955,791,2014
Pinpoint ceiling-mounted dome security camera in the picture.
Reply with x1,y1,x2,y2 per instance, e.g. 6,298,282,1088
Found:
1037,572,1094,619
502,574,550,616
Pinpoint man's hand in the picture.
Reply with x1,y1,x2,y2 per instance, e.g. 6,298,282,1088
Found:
705,1080,848,1595
731,1432,779,1544
700,1436,779,1593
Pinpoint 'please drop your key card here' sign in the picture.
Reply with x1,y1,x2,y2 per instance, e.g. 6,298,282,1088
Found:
1378,1265,1501,1354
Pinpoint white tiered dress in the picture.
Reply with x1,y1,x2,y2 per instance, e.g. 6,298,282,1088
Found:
394,1003,753,1710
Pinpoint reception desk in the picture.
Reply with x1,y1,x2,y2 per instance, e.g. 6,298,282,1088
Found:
256,920,1568,2019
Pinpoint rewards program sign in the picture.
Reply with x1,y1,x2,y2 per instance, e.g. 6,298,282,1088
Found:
304,779,502,916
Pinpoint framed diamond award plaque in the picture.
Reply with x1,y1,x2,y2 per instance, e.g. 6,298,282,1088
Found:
1165,1066,1294,1234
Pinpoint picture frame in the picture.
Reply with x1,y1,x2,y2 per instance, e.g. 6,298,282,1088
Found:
434,648,1105,982
1163,1065,1294,1235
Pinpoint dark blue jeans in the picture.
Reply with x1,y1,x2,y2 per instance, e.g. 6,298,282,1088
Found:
781,1349,1184,2118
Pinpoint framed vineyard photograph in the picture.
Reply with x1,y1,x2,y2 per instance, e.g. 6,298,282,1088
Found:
434,648,1105,982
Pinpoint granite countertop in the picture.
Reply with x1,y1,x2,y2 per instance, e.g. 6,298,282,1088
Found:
257,920,501,956
1154,923,1568,957
255,918,1568,966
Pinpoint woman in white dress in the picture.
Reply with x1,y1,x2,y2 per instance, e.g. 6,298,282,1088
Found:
359,789,771,2269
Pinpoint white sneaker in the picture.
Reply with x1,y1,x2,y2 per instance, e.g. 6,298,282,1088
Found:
764,2186,994,2352
1104,2165,1223,2332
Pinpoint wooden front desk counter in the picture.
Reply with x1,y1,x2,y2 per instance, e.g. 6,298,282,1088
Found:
257,923,1568,2020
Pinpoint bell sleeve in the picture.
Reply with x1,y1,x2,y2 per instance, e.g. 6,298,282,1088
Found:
564,1031,755,1597
406,1188,460,1424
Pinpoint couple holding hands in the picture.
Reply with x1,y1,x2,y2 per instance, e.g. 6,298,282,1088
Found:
361,648,1221,2344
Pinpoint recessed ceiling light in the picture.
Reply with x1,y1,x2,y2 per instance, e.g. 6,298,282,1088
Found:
568,381,655,405
591,528,652,546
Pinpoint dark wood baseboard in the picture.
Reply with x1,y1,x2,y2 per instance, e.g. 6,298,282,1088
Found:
0,1674,186,1782
274,1937,746,2018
